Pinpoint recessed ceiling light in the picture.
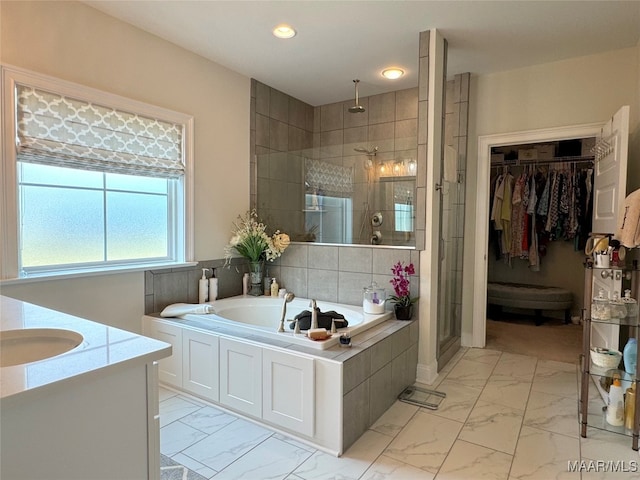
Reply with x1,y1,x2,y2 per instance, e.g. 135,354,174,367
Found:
381,68,405,80
273,24,296,39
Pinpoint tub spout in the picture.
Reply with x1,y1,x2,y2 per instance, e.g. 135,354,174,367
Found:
309,299,318,330
277,293,295,332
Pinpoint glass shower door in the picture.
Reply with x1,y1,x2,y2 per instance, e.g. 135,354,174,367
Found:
437,179,464,368
437,73,470,370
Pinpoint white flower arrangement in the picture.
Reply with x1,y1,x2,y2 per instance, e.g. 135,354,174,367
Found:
224,210,290,264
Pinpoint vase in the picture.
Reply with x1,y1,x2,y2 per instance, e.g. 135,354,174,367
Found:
248,260,264,296
394,304,413,320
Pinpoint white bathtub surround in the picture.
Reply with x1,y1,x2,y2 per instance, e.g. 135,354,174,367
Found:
144,295,418,455
0,295,171,480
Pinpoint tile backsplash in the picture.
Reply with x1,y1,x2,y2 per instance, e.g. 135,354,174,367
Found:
144,244,420,314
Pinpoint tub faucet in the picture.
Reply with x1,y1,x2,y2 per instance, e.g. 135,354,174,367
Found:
309,299,318,330
277,293,295,332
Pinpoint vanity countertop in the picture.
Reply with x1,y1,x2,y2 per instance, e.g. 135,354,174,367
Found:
0,295,171,401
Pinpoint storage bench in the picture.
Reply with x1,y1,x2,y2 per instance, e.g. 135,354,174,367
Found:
487,282,573,326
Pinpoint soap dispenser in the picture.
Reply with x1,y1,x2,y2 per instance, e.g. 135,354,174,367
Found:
270,278,279,297
198,268,209,303
242,273,250,295
208,269,218,303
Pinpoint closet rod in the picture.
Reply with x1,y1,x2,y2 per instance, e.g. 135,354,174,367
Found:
490,155,595,169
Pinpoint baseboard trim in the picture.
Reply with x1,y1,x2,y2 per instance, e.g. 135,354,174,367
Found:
416,361,438,385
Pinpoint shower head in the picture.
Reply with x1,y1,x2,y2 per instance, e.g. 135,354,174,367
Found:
348,79,365,113
354,146,378,156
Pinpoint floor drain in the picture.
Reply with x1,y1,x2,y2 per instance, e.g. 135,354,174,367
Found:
398,385,446,410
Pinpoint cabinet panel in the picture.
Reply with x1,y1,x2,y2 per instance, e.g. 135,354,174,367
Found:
263,349,315,436
147,362,160,480
143,320,182,387
183,330,219,402
219,338,262,417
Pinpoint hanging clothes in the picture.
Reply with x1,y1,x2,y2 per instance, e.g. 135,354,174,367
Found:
545,170,561,236
500,172,514,258
510,172,527,259
489,162,594,268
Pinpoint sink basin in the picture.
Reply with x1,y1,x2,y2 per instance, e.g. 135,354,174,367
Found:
0,328,83,367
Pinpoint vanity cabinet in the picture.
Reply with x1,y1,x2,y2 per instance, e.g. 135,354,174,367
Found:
144,320,183,387
1,297,171,480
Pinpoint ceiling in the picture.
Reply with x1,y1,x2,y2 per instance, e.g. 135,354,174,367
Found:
84,1,640,106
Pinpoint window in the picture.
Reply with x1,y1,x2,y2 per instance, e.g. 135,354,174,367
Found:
1,66,194,279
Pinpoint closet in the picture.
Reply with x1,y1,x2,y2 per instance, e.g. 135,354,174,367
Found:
487,139,596,326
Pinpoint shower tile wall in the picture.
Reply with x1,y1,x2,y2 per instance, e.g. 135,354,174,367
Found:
415,30,430,251
251,79,314,238
314,87,419,245
251,77,419,247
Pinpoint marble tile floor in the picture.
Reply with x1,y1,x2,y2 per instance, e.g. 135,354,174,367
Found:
159,347,640,480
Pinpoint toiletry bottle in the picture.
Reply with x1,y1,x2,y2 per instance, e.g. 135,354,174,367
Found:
208,269,218,303
271,278,279,297
243,273,250,295
264,272,271,296
624,337,637,375
198,268,209,303
607,378,625,426
625,383,636,430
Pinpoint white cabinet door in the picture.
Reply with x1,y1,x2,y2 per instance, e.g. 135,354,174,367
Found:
592,105,630,235
591,106,630,349
144,320,182,388
183,329,219,402
262,349,315,436
219,338,262,417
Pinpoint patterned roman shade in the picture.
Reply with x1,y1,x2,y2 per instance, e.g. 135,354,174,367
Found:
305,158,353,197
15,84,184,178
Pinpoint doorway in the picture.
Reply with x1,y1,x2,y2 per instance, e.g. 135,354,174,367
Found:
472,123,603,349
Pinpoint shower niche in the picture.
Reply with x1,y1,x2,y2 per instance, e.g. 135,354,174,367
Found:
251,78,418,247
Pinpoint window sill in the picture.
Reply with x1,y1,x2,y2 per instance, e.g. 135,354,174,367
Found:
0,261,198,286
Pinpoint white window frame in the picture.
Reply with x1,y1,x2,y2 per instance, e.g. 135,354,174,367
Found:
1,65,195,281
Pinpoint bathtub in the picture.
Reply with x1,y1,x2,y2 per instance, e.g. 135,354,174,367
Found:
181,295,392,350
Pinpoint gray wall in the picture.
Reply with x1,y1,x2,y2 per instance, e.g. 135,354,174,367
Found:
252,79,314,238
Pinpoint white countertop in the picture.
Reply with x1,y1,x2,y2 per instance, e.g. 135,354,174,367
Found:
0,295,171,400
